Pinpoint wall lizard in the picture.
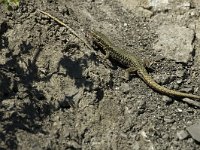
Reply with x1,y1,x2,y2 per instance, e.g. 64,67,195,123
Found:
38,10,200,107
88,30,200,106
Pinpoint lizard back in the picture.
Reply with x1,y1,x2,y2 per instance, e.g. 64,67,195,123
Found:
89,30,144,69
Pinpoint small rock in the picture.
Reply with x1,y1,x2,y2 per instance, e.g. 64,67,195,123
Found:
182,2,191,8
120,83,131,94
137,99,146,109
177,108,183,112
149,0,169,9
162,134,169,140
187,138,194,143
180,87,193,93
182,98,200,107
171,125,177,130
177,130,189,140
176,79,183,85
67,140,81,149
162,95,173,104
186,121,200,142
136,99,146,115
164,116,174,123
124,23,128,27
173,84,180,90
176,70,185,78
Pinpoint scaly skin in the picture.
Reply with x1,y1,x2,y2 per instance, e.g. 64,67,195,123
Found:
88,29,200,101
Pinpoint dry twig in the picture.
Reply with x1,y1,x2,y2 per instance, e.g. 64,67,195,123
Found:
38,9,93,51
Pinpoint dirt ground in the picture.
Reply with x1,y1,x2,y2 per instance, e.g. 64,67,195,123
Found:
0,0,200,149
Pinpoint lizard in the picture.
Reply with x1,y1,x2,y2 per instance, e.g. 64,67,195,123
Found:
38,10,200,107
87,29,200,107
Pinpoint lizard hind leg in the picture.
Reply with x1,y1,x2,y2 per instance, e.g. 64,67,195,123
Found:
143,59,154,72
125,67,138,80
143,59,152,69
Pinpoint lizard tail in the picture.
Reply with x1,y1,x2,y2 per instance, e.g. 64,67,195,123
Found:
137,69,200,101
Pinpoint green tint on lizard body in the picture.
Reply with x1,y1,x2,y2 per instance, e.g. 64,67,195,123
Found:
89,29,200,105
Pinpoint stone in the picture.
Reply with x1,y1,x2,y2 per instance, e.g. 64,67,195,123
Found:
179,87,193,93
177,130,189,140
153,24,194,63
162,95,173,104
175,70,185,78
120,83,131,94
186,121,200,142
164,116,174,123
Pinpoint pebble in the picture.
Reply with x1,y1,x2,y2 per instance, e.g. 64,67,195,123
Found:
124,23,128,27
162,95,173,104
162,134,169,140
175,70,185,78
149,0,169,8
137,99,146,109
120,83,131,94
187,138,194,143
136,99,146,115
67,140,81,149
182,2,190,8
176,108,183,112
180,87,193,93
176,79,183,85
186,121,200,142
164,116,174,123
176,130,189,140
